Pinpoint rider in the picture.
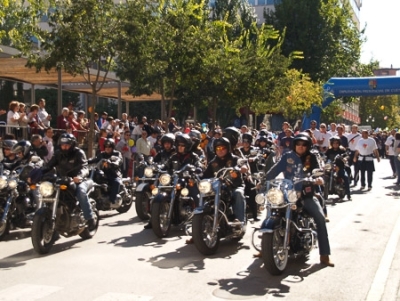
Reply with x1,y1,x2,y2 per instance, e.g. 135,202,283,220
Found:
325,136,351,201
238,133,259,221
154,133,176,164
257,135,276,172
202,137,247,225
264,132,334,267
189,129,206,164
40,133,96,230
1,140,19,171
88,138,123,209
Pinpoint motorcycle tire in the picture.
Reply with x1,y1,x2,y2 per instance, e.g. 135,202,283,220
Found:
192,213,220,255
135,191,150,220
251,228,262,252
80,204,99,240
151,201,171,238
262,230,288,275
0,212,10,241
31,208,55,254
116,192,134,214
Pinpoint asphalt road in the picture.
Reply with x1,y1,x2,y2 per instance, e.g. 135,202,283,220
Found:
1,158,400,301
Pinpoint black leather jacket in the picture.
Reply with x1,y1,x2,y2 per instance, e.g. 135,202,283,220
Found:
88,150,123,179
203,153,244,188
42,147,89,178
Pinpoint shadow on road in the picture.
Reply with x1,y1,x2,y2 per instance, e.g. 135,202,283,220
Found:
0,228,31,242
211,257,326,299
0,238,82,269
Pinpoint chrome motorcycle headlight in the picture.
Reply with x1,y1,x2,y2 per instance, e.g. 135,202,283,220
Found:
0,176,7,189
159,174,171,186
255,193,266,205
39,181,54,197
287,190,298,203
181,188,189,197
151,188,159,196
8,179,17,189
144,167,154,178
198,180,212,194
266,188,284,205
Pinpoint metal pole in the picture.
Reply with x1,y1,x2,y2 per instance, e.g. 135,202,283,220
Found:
58,69,62,114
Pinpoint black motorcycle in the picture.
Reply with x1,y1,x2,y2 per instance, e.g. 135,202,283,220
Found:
192,167,247,255
89,158,134,214
252,170,323,275
31,174,99,254
150,164,198,238
323,153,348,200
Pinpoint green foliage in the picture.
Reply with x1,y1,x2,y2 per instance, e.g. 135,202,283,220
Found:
359,96,400,129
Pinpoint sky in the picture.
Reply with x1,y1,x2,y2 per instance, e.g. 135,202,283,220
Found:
360,0,400,68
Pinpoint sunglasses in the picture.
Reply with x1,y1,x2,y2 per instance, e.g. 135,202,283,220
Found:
295,142,308,147
215,146,227,151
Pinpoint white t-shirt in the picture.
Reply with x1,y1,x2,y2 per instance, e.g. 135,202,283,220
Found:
385,135,396,156
355,138,377,161
327,130,337,137
317,132,331,148
7,110,20,127
310,128,321,143
346,132,362,151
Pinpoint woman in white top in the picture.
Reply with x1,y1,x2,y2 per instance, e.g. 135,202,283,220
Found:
7,101,25,136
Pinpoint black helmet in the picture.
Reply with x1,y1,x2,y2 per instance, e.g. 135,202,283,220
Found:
160,133,175,145
292,132,312,151
223,127,240,149
241,133,253,144
59,133,76,147
104,138,115,149
175,134,193,153
11,140,31,159
258,135,273,146
329,136,341,146
2,139,18,150
213,137,231,153
189,129,201,142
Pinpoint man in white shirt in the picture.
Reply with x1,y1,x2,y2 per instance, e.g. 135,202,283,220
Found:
37,98,52,128
385,129,397,178
317,123,331,153
43,127,54,162
136,130,152,156
346,124,362,184
327,123,337,136
354,130,380,190
308,120,321,146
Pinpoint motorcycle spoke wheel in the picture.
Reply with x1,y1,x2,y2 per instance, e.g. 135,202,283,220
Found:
262,229,288,275
31,209,55,254
135,191,150,220
116,190,134,214
192,213,219,255
0,208,10,240
151,201,171,238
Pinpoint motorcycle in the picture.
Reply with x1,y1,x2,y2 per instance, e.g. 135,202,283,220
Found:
253,169,323,275
0,157,43,240
323,153,348,200
150,164,198,238
192,166,247,255
89,158,134,214
133,156,161,220
31,174,99,254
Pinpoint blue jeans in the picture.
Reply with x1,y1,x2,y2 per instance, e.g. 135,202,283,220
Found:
303,196,331,256
232,187,246,222
108,177,122,203
75,181,93,220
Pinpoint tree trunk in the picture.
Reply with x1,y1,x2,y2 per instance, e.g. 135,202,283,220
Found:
88,87,97,158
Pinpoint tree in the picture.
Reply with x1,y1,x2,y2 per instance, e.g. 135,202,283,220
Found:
17,0,123,156
265,0,363,82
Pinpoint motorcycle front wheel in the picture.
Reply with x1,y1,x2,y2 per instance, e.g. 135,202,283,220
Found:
262,229,288,275
79,206,100,239
151,201,171,238
0,209,10,240
116,190,134,214
135,191,150,220
192,213,220,255
31,207,55,254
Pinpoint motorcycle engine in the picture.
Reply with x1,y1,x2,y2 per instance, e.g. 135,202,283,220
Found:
179,198,195,219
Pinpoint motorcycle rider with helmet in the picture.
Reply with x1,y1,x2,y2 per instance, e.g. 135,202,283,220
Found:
202,137,247,226
154,133,176,164
88,138,123,209
223,126,240,154
325,136,351,201
1,139,19,171
39,133,96,230
263,132,334,267
189,129,206,164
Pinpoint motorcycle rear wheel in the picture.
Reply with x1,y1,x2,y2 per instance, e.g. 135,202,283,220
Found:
31,208,55,254
192,213,220,255
135,191,150,220
151,201,171,238
117,191,134,214
262,230,288,275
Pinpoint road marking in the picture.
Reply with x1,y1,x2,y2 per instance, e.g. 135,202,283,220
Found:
93,292,153,301
0,284,62,301
366,213,400,301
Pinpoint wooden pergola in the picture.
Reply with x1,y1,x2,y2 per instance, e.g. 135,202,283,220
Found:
0,45,162,116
